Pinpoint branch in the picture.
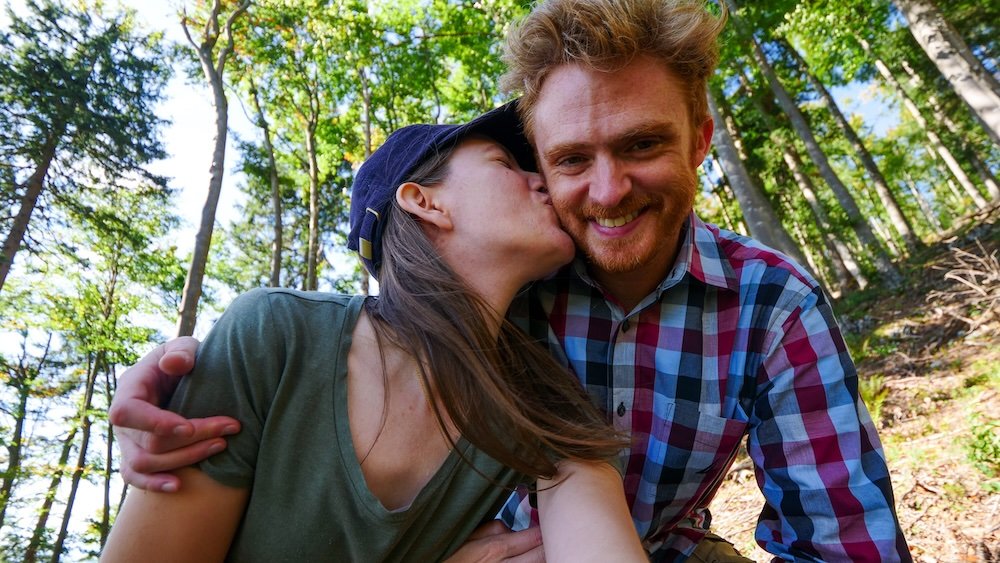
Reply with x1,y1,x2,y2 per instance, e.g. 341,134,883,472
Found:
179,6,198,50
214,0,251,76
205,0,223,49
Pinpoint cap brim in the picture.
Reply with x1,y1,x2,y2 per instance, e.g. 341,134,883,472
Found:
442,100,536,172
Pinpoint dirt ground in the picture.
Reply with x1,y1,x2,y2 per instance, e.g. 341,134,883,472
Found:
709,213,1000,562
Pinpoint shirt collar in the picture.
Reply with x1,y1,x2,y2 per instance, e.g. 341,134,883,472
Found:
681,213,739,292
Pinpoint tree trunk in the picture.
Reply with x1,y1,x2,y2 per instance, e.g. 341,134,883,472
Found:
717,175,749,235
969,157,1000,202
733,64,865,291
176,0,250,336
699,159,738,233
0,136,59,293
898,59,1000,202
24,424,77,563
893,0,1000,145
176,59,229,336
944,178,965,205
861,40,988,210
704,156,749,234
779,194,839,295
782,39,922,254
49,355,100,563
870,215,903,257
249,82,283,287
730,17,902,286
304,120,320,292
904,175,942,231
0,376,30,532
781,148,867,291
707,93,811,269
99,368,115,547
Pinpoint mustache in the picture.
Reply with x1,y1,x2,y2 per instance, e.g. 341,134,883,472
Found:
576,194,658,219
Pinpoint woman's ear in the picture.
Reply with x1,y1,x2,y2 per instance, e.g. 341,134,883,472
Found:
396,182,453,231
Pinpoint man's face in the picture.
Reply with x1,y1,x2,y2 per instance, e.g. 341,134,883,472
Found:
530,56,713,288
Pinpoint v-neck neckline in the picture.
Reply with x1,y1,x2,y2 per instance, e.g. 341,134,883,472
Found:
333,296,470,520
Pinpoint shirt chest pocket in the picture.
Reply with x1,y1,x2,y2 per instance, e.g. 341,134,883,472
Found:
640,401,747,526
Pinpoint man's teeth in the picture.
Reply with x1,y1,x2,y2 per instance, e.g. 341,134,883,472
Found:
596,211,638,228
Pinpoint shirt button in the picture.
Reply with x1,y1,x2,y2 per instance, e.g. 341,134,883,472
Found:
617,402,626,417
621,318,631,332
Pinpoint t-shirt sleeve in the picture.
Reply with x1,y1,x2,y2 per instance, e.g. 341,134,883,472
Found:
168,288,285,488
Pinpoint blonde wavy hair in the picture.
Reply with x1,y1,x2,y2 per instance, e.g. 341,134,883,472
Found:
501,0,727,138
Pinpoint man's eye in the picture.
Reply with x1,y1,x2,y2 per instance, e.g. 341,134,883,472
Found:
631,139,658,151
556,155,585,167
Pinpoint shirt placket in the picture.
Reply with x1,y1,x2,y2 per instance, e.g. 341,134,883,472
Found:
609,313,638,456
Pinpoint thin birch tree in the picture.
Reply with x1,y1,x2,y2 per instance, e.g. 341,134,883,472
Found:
176,0,251,336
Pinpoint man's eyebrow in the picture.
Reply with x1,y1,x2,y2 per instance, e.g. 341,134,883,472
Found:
620,122,680,144
541,141,589,161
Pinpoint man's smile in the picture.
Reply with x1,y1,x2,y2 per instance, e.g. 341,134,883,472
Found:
594,209,640,228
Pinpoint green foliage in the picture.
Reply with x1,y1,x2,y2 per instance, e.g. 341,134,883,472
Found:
966,358,1000,385
966,417,1000,480
858,373,889,426
0,0,171,281
0,1,178,549
216,0,532,291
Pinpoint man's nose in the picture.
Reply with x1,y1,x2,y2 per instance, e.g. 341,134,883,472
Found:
590,157,631,207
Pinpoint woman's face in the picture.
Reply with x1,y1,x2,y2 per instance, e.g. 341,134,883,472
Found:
435,135,575,279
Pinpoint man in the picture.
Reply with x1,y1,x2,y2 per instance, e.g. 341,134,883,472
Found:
110,0,910,560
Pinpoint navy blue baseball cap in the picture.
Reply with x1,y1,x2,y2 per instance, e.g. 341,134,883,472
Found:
347,100,534,277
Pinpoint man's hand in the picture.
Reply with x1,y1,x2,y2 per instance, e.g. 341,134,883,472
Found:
109,336,240,492
444,521,544,562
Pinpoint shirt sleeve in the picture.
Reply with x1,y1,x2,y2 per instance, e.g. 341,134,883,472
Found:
168,288,285,488
747,286,910,562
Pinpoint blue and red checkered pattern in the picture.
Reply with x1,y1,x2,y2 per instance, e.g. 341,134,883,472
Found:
500,213,910,562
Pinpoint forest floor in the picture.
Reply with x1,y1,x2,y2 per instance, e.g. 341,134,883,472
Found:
710,206,1000,562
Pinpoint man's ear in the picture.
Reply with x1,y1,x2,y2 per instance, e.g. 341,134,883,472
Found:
396,182,453,231
691,114,714,167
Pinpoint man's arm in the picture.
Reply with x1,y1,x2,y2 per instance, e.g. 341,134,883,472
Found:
749,287,910,561
109,337,240,492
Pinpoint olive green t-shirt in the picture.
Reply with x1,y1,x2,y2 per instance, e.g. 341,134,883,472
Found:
170,288,526,562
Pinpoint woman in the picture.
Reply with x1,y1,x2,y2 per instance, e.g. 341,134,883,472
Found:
102,104,646,562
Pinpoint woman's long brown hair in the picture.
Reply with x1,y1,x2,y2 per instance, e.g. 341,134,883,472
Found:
365,144,627,480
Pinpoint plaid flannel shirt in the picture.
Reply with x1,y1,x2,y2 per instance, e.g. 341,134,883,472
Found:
500,213,910,562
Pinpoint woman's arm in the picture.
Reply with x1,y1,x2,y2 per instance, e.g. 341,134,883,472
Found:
537,460,647,562
101,467,248,563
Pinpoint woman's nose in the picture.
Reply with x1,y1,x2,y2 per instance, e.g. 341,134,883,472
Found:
526,171,546,192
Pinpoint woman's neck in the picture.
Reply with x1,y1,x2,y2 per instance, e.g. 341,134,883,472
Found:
448,264,527,338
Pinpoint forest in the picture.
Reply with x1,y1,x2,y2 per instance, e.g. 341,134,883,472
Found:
0,0,997,560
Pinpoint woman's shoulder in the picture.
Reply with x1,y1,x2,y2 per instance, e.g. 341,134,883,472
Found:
232,288,363,311
219,289,365,336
